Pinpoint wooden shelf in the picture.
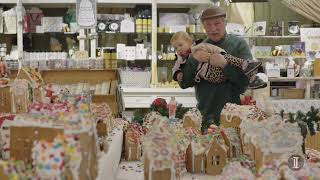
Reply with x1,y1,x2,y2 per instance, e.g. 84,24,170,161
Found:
1,0,151,4
2,0,210,4
102,32,151,35
242,35,300,39
157,0,211,7
158,32,206,35
255,56,306,59
41,69,117,84
268,77,320,82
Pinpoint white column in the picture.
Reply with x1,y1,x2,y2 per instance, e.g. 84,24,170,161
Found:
305,80,312,99
150,0,158,86
89,28,97,58
16,0,23,61
78,29,86,51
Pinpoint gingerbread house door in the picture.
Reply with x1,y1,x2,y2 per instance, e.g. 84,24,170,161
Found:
206,140,227,176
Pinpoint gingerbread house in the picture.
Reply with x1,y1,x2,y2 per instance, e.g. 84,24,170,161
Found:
0,87,11,113
6,95,98,179
185,145,206,174
240,115,303,170
222,128,242,158
91,103,114,138
183,108,202,130
124,123,143,161
185,127,229,175
143,116,190,180
206,138,228,176
142,111,162,131
10,79,32,113
220,103,266,154
15,68,44,102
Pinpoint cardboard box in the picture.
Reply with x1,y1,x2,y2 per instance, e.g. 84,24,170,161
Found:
314,59,320,77
279,88,305,99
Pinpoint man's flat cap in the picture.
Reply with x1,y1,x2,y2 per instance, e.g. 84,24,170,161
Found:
200,6,226,21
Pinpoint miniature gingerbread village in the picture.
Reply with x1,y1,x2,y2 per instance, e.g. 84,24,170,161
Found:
0,68,320,179
120,99,320,179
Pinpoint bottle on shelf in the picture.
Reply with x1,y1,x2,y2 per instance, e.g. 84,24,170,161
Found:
168,96,177,119
135,11,143,33
142,10,148,33
147,12,152,33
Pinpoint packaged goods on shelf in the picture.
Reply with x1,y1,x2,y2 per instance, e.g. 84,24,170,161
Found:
119,68,151,88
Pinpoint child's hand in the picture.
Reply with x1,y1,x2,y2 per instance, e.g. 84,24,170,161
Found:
192,50,210,63
177,72,183,82
209,54,227,68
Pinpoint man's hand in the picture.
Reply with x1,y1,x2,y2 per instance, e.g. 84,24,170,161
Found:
192,43,226,54
209,54,227,68
192,50,210,63
177,72,183,82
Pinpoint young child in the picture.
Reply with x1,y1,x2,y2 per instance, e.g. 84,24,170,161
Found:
171,31,266,89
0,57,8,78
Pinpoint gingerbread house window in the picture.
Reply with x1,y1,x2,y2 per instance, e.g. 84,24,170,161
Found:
213,155,220,165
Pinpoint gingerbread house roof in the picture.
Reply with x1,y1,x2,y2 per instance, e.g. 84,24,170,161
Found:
183,108,202,130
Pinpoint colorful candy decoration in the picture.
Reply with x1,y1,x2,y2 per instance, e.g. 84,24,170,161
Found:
32,135,66,178
64,134,82,180
0,159,35,179
31,134,82,179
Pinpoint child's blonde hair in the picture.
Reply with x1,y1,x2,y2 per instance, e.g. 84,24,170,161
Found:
170,31,193,44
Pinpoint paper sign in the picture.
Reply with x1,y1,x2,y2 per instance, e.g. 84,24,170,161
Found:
76,0,97,28
300,28,320,53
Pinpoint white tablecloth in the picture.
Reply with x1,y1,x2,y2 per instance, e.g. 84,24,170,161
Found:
116,161,219,180
96,128,123,180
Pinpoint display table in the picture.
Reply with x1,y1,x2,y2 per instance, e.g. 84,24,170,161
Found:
96,128,123,180
116,161,219,180
119,87,197,110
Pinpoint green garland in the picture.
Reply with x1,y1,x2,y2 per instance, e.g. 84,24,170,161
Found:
284,106,320,154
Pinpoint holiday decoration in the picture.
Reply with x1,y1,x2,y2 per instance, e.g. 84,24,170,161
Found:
150,98,168,117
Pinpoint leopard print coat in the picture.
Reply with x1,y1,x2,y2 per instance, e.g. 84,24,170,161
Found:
195,54,246,83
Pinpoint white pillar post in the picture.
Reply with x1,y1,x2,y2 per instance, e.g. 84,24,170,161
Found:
16,0,23,62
